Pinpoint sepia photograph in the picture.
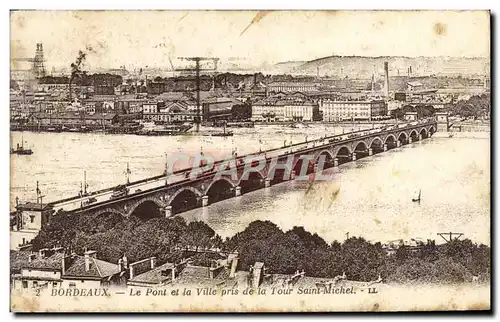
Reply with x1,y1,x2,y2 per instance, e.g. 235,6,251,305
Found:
9,9,491,312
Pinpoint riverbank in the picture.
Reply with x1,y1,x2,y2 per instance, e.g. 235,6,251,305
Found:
433,131,490,139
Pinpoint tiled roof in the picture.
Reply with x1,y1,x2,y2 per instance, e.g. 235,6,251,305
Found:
25,252,64,271
129,262,174,284
63,256,120,280
173,265,231,287
16,202,51,211
10,250,30,274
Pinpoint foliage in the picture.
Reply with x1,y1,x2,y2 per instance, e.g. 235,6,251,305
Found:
447,94,490,118
33,214,490,284
391,104,436,119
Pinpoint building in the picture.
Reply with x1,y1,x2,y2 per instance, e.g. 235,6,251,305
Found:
11,202,53,250
30,112,118,128
142,101,158,114
61,250,126,288
251,98,285,122
252,95,318,122
202,98,235,121
11,247,65,290
319,99,388,121
142,101,197,123
127,252,239,289
283,101,316,122
268,82,318,93
407,81,423,92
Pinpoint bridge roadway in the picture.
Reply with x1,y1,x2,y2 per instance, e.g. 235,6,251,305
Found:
42,119,437,217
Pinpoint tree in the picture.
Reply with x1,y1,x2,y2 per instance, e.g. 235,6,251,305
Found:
69,50,87,101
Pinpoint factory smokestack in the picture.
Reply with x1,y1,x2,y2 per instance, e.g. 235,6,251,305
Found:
384,62,389,98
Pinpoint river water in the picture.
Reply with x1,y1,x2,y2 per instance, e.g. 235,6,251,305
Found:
10,125,490,245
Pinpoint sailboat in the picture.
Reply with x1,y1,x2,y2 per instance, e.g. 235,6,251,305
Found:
412,189,421,202
11,135,33,155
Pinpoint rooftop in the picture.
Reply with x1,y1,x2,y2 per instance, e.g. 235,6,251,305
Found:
129,262,175,285
33,112,117,120
16,202,51,211
63,255,120,280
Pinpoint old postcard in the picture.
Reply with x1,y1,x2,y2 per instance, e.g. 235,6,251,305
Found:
9,10,490,312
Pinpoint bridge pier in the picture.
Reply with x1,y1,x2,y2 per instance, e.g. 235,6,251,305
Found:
164,206,172,218
202,195,209,207
396,141,401,148
352,153,357,161
265,178,271,188
235,186,241,197
368,148,373,156
334,158,339,167
418,134,422,140
383,144,388,152
408,137,413,144
290,170,296,180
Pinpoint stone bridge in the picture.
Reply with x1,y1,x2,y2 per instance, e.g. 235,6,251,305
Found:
61,120,437,219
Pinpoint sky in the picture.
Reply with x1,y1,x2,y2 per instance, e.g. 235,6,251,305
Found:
10,10,490,71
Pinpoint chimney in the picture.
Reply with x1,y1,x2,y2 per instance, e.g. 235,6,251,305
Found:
252,262,264,288
61,254,75,275
150,257,156,269
129,264,135,280
39,248,49,259
84,250,97,271
123,255,128,269
228,252,239,278
118,258,123,272
384,62,389,99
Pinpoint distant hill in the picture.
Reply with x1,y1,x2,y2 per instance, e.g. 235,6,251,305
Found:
270,56,490,78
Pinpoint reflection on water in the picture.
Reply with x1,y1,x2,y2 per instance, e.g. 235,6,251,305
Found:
10,128,490,245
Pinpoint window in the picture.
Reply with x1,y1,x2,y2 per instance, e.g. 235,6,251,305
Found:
52,282,58,288
32,281,38,288
22,281,28,289
30,215,35,223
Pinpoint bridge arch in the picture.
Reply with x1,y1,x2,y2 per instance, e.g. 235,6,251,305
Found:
427,125,436,136
419,127,428,139
127,197,166,219
204,177,236,204
334,145,352,165
397,132,408,145
384,134,397,148
353,141,369,159
167,186,202,215
409,130,419,142
238,170,265,194
267,163,292,185
314,149,335,170
369,137,384,154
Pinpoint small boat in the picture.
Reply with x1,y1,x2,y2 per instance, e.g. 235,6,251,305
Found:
211,123,233,137
46,127,61,132
412,189,421,202
448,133,454,138
211,131,233,137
